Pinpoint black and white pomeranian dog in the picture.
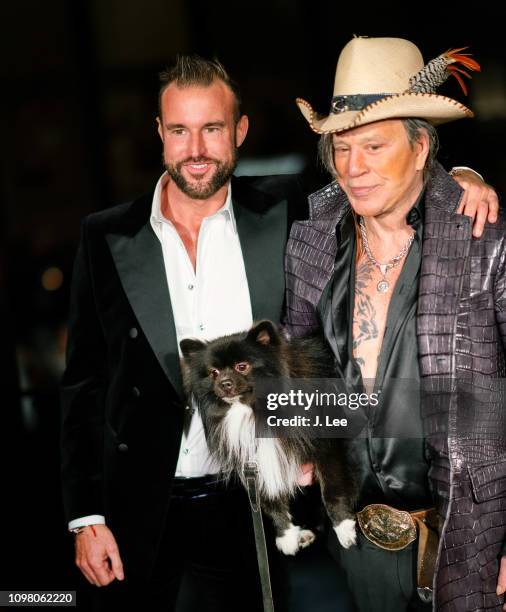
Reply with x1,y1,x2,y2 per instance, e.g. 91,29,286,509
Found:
180,320,358,555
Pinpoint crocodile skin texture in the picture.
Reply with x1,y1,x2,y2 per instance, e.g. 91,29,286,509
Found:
285,162,506,611
436,473,506,611
285,182,347,338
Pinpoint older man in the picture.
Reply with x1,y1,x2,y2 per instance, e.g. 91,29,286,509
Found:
285,37,506,611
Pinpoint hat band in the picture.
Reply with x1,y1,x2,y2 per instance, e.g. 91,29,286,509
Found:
331,93,394,114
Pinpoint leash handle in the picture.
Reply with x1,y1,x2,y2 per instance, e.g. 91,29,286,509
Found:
243,461,275,612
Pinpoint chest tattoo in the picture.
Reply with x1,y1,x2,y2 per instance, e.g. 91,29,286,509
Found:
353,260,379,352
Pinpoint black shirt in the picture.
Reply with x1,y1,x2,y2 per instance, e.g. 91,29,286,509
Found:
318,195,432,511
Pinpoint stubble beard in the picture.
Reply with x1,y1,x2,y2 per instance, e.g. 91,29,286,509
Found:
164,150,238,200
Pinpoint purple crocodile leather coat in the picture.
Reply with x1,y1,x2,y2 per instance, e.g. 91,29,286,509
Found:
285,162,506,611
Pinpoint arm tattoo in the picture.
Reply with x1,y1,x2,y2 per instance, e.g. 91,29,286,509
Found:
353,261,378,350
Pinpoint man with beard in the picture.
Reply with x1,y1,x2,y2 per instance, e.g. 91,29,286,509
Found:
61,55,298,612
61,54,498,611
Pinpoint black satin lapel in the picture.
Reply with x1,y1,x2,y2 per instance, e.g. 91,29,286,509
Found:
106,223,184,399
318,279,339,360
317,212,354,372
234,199,287,323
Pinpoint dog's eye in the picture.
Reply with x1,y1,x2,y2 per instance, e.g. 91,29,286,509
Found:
235,362,250,374
209,368,220,379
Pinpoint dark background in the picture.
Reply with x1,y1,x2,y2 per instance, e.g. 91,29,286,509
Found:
2,1,505,609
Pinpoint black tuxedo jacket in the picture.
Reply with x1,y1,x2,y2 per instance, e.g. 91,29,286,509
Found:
61,174,306,579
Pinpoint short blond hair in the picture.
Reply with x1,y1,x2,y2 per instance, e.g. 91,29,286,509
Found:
158,54,241,121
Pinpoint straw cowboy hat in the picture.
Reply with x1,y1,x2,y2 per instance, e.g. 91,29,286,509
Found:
297,36,480,134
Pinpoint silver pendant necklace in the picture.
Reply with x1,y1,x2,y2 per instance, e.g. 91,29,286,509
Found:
359,217,414,293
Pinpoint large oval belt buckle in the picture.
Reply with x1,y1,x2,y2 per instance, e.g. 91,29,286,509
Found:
357,504,417,551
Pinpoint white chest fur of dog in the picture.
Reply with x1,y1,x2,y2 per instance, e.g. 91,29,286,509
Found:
215,400,301,500
213,399,356,554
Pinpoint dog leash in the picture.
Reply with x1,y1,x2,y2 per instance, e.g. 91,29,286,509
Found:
243,461,275,612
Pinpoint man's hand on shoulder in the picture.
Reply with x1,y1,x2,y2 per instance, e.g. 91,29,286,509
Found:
74,524,124,587
451,168,499,238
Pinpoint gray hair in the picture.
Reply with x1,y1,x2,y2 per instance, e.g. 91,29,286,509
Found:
158,54,242,121
318,118,439,178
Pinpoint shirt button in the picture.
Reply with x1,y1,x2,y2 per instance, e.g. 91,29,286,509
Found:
188,284,194,290
183,448,190,455
199,324,204,331
129,327,138,339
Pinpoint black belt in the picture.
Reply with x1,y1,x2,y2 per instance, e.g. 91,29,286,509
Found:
171,474,239,500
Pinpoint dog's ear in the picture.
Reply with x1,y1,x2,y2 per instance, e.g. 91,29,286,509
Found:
246,320,281,346
180,338,206,360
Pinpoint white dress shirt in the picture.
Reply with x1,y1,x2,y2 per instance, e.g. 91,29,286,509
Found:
150,173,253,476
69,173,253,529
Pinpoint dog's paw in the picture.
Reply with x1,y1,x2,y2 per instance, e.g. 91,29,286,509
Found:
334,518,357,549
276,525,301,555
298,529,316,549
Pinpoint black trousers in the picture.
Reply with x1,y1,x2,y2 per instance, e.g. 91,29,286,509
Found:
92,479,286,612
328,530,432,612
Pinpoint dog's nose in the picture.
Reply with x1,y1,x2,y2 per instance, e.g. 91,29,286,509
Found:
219,378,234,392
